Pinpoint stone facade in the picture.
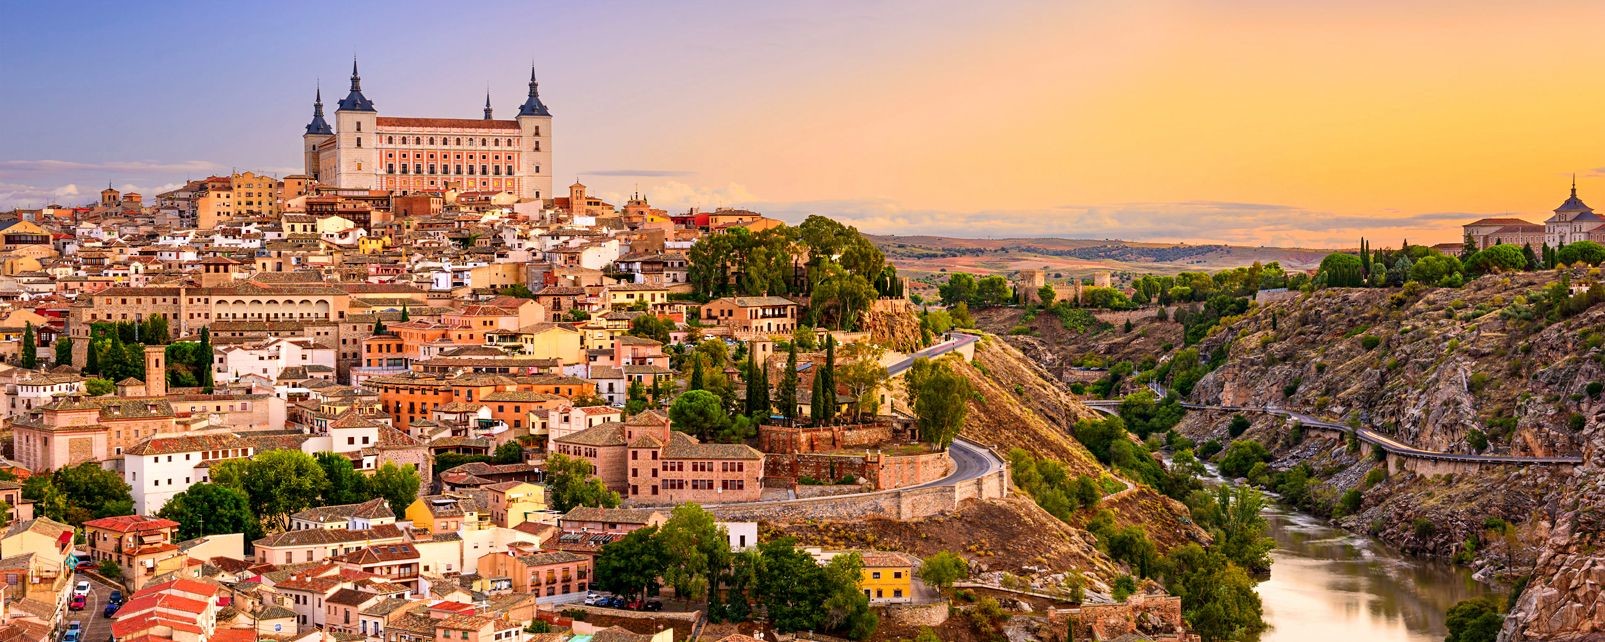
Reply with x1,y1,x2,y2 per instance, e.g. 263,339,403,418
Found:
757,422,896,454
1050,594,1196,642
763,450,951,491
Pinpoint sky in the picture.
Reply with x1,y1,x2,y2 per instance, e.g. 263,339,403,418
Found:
3,0,1604,248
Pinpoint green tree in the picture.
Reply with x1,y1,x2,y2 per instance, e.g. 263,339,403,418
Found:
757,538,831,632
1159,543,1265,642
688,353,705,391
157,483,262,541
918,551,969,591
1209,485,1274,574
54,335,71,367
670,390,729,442
369,463,422,516
629,315,673,344
546,453,621,512
50,461,134,524
1317,252,1366,287
1037,284,1057,307
400,305,411,322
974,275,1013,307
1217,440,1271,479
317,452,371,505
197,326,213,393
1465,244,1530,275
21,475,67,522
20,322,36,369
777,343,799,420
1556,240,1605,266
657,503,731,602
373,318,387,335
906,357,972,447
1409,253,1463,285
1444,597,1503,642
836,342,888,420
85,377,115,396
491,441,525,464
939,273,978,306
815,335,837,423
212,450,328,531
822,552,878,640
593,526,668,600
743,349,770,418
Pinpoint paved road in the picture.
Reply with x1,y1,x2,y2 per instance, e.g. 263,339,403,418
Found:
62,573,117,642
885,332,980,377
1083,393,1583,466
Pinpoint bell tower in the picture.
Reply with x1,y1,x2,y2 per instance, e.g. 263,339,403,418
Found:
333,58,378,190
303,85,334,182
144,345,167,398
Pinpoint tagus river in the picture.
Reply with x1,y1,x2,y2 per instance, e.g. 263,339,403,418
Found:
1255,502,1502,641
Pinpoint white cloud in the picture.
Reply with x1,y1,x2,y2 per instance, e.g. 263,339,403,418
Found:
0,159,225,176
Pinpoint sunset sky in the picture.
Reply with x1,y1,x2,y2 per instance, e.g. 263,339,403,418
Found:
3,0,1604,247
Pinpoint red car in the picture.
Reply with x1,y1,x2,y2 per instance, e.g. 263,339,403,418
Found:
74,560,95,571
69,594,86,611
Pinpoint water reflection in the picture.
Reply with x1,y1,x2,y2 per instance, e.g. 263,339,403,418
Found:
1256,504,1500,641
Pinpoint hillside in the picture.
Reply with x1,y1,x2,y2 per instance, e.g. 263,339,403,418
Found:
871,234,1332,282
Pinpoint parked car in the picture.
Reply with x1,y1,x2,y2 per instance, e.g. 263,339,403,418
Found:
582,592,604,606
74,560,95,571
64,621,82,642
642,599,663,612
72,581,91,597
107,591,122,606
604,596,626,609
69,595,86,611
102,603,118,619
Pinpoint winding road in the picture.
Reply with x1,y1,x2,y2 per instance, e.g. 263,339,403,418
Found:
1084,385,1583,467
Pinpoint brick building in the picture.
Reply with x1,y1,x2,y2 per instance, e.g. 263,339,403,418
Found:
551,411,764,504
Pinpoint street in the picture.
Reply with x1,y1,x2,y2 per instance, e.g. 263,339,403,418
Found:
64,573,119,642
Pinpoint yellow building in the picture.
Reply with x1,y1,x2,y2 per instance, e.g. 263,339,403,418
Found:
605,284,669,311
358,235,391,254
816,550,919,605
485,323,583,363
231,171,282,216
483,481,547,528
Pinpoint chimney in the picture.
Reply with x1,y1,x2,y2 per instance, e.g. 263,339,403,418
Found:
144,345,167,398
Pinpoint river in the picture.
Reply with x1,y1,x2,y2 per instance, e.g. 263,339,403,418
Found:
1255,502,1501,641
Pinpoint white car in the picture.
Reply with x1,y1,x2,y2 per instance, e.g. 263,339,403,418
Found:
583,592,604,606
73,581,90,597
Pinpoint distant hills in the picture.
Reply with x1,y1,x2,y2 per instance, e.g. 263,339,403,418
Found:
870,234,1335,280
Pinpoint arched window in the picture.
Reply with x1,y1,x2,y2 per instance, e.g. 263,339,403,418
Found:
481,138,487,146
493,139,500,147
414,136,422,145
456,138,462,145
387,136,394,144
429,137,435,145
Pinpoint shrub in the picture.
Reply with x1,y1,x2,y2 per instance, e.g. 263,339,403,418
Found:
1569,413,1586,431
1588,381,1603,398
1227,414,1250,437
1364,467,1387,488
1111,574,1137,602
1360,334,1381,350
1466,429,1488,453
1414,518,1436,538
1337,489,1363,516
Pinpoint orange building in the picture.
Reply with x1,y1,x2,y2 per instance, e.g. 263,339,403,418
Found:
366,372,594,430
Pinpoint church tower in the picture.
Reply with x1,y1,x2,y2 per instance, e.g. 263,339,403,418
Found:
515,66,554,202
333,58,378,190
303,85,334,182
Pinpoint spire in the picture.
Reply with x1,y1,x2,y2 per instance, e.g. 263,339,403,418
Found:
484,89,493,120
517,65,551,117
305,84,333,135
1573,173,1578,197
337,57,376,112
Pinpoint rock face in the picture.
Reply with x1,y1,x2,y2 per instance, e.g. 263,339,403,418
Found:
1501,431,1605,641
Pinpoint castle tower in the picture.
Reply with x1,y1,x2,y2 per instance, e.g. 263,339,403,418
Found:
303,85,334,181
515,66,554,202
100,186,120,208
568,181,586,215
333,58,378,190
144,345,167,398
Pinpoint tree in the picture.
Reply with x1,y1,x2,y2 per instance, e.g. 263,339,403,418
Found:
1037,283,1057,307
369,463,422,516
20,322,36,369
197,327,213,393
317,452,371,505
546,453,621,512
657,503,731,602
1464,244,1530,275
1444,597,1503,642
918,551,968,591
907,357,972,447
213,450,328,531
157,483,261,541
594,526,668,600
777,343,799,420
1556,241,1605,267
836,342,888,420
822,552,878,640
21,475,67,523
84,326,99,375
743,349,770,418
400,305,411,322
1317,253,1365,287
492,441,525,465
85,377,115,396
1209,485,1274,574
1159,543,1265,642
373,318,388,335
757,538,831,632
629,315,674,344
54,335,72,367
938,273,977,307
814,335,837,424
670,390,729,442
50,461,134,525
1217,440,1271,479
974,275,1012,307
689,353,705,391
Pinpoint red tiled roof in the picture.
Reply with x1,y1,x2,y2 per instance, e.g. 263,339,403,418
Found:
376,117,519,131
83,515,180,533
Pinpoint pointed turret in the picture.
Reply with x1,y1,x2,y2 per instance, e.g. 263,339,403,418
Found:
484,91,494,120
517,66,551,117
1556,175,1592,215
305,85,333,135
337,57,376,112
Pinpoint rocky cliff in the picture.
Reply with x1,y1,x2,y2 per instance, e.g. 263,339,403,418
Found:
1501,432,1605,641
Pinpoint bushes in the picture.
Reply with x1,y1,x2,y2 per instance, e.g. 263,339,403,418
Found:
1337,489,1363,516
1227,414,1250,437
1360,334,1382,350
1217,439,1271,479
1007,449,1102,520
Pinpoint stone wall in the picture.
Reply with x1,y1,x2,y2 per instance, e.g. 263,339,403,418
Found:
881,600,949,628
1052,593,1195,642
764,450,951,491
758,423,896,454
708,442,1006,523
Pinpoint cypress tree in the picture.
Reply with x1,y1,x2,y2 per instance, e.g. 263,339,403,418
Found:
809,370,826,426
743,350,760,416
778,344,799,421
373,318,387,335
85,328,99,375
754,357,770,419
820,335,836,424
689,353,705,391
198,327,213,393
400,305,411,322
20,322,36,369
54,335,72,368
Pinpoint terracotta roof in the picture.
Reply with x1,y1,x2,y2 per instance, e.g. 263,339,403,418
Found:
83,515,180,533
376,117,519,131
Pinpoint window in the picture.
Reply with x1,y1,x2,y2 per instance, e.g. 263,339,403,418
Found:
356,122,362,132
356,137,362,148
